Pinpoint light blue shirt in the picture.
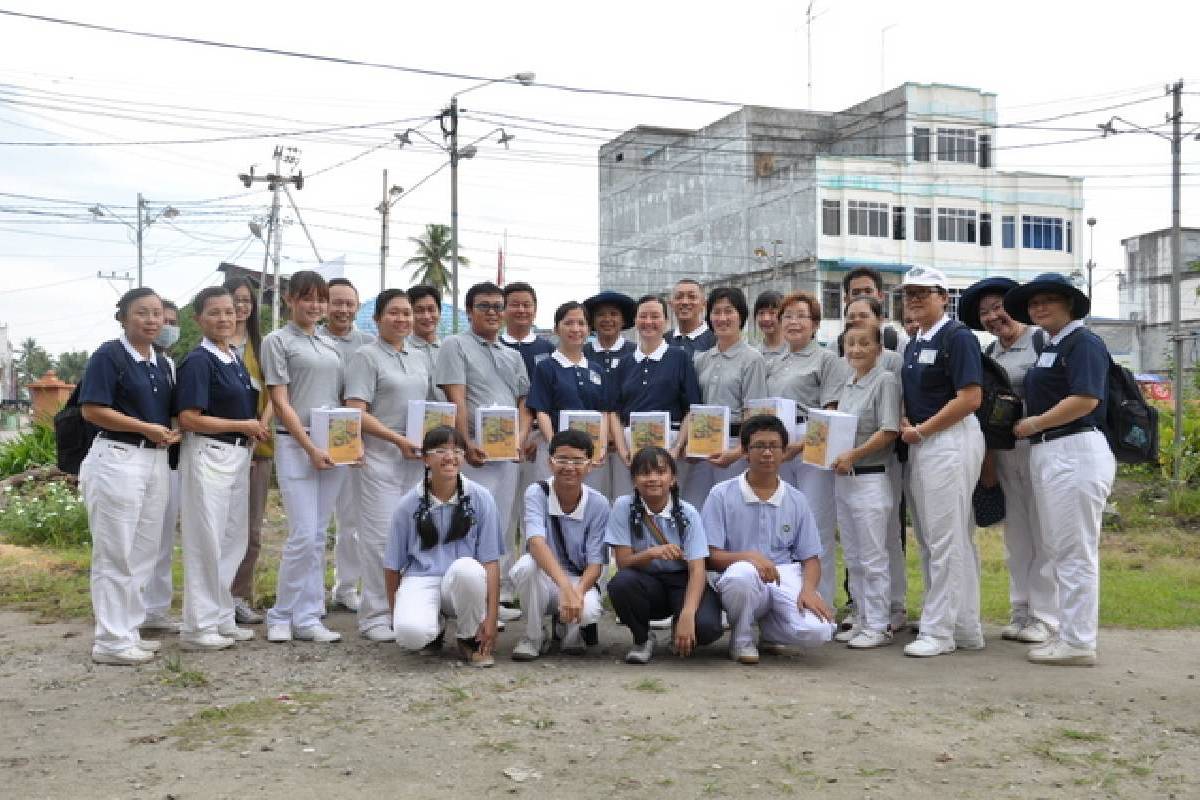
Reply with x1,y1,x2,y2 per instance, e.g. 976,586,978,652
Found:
701,473,822,566
604,495,708,573
383,477,504,577
523,480,610,575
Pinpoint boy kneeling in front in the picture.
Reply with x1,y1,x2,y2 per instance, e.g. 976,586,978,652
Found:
510,429,611,660
702,415,837,664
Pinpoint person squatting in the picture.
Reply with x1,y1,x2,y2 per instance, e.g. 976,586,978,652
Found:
76,266,1113,669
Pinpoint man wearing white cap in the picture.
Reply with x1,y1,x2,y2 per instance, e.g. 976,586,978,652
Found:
897,266,986,657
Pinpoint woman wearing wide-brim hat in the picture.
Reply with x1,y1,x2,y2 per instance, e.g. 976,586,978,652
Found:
959,277,1057,647
1004,272,1114,667
582,291,637,500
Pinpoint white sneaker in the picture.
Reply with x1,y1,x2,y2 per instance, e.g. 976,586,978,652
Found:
92,646,155,665
179,632,235,651
1028,639,1096,666
625,636,655,664
1001,616,1028,640
559,626,586,655
889,607,909,633
233,598,264,625
649,617,673,630
140,613,181,633
1015,620,1052,644
848,629,893,649
511,637,544,662
134,636,162,653
730,644,760,665
362,626,396,642
217,625,256,642
903,635,955,658
266,623,293,643
294,624,342,643
955,636,986,651
834,625,862,643
498,605,523,622
332,588,361,613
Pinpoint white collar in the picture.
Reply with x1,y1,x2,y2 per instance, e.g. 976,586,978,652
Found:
119,333,152,363
551,350,589,369
641,499,674,520
200,338,236,365
676,322,710,340
500,330,538,345
428,475,474,509
738,472,785,507
593,337,628,353
918,315,952,342
1049,320,1085,345
547,478,588,521
633,340,668,362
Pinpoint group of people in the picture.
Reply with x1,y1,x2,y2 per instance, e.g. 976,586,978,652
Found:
76,263,1114,669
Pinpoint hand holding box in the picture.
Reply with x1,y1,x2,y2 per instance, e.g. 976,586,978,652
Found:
310,407,364,465
476,405,520,461
802,408,857,470
686,405,730,458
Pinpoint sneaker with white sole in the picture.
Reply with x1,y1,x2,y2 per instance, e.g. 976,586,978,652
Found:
510,637,544,662
1027,639,1096,666
903,635,956,658
362,626,396,642
625,637,655,664
92,646,155,666
848,629,893,649
179,632,235,651
1001,616,1029,641
294,624,341,643
649,617,673,630
834,625,863,643
731,644,760,665
133,636,162,653
140,613,182,633
1015,620,1051,644
559,626,586,656
233,598,264,625
955,636,986,651
266,623,293,643
499,604,523,622
332,588,361,613
217,625,256,642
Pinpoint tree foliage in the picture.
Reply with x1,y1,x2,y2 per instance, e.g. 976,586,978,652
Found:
404,223,468,296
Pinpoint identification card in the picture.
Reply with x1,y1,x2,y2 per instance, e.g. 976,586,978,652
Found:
589,370,603,385
1037,351,1057,368
918,348,938,365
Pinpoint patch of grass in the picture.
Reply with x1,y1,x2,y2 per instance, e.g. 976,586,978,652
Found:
0,479,90,548
622,731,679,755
1061,729,1108,742
629,677,667,693
442,685,470,703
170,692,331,750
0,543,91,621
160,654,208,688
0,424,56,477
476,739,518,753
973,705,1002,722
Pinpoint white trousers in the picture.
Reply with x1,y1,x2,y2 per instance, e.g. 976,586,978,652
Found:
509,553,602,645
393,557,488,650
995,441,1058,627
179,434,251,635
906,415,985,643
886,453,907,608
463,459,520,598
266,435,347,630
80,439,170,654
144,466,181,617
1029,430,1114,650
834,470,893,632
715,561,835,649
784,460,838,607
332,463,363,595
357,439,424,633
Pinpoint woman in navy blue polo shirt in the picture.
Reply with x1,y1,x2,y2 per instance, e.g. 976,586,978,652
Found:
1005,273,1115,667
174,287,269,652
897,266,985,658
609,295,702,499
79,287,182,665
528,301,614,490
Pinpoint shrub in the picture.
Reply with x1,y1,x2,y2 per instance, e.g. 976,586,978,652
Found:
0,480,90,548
0,424,57,478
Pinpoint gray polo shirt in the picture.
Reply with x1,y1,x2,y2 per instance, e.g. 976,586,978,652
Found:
344,338,432,436
407,334,447,402
435,330,530,437
765,340,848,411
317,324,375,365
694,339,768,423
261,322,343,427
836,363,901,468
757,340,789,366
988,325,1038,401
843,348,903,380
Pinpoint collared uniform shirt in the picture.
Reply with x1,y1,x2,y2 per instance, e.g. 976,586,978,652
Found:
80,335,174,428
604,494,708,573
693,339,768,424
836,363,901,468
611,341,702,424
317,323,375,365
173,339,258,426
383,476,504,577
989,325,1039,402
757,340,789,366
701,473,822,566
435,330,530,437
901,315,982,425
522,479,610,575
500,331,556,383
261,323,344,428
527,350,614,431
765,340,848,411
1023,320,1108,430
407,334,447,402
666,323,717,357
344,338,433,436
584,337,636,379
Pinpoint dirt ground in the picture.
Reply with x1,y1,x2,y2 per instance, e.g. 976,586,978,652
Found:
1,610,1197,800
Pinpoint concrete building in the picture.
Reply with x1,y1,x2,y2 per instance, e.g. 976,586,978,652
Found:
0,324,15,403
1117,227,1200,374
598,83,1085,343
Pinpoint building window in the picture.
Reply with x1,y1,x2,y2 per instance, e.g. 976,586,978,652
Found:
947,288,963,319
978,134,991,169
1001,215,1015,248
1022,215,1064,250
913,127,931,162
821,200,841,236
892,206,906,240
979,212,992,247
822,281,842,320
848,201,888,237
937,207,977,243
937,128,977,163
1067,220,1073,254
914,207,932,242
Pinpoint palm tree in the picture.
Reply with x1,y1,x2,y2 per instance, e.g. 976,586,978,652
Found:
404,223,468,297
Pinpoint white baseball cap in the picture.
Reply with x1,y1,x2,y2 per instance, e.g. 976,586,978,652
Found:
901,266,948,290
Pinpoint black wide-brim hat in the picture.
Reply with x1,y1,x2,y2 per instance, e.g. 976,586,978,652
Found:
1003,272,1090,324
582,290,637,330
958,276,1019,331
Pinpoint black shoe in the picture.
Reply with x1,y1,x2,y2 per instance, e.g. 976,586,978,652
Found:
419,630,445,656
581,623,599,646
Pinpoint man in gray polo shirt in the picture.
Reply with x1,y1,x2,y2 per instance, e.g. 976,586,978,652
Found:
407,284,448,402
435,281,532,614
317,278,375,613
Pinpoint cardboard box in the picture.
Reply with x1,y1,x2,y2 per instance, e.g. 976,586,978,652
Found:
476,405,520,461
627,411,671,452
559,410,604,448
743,397,799,439
802,408,858,470
310,407,364,465
406,400,457,443
686,405,730,458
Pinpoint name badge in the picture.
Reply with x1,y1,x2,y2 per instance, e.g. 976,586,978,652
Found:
1037,352,1057,368
611,358,620,370
534,353,550,365
918,349,938,365
589,370,603,385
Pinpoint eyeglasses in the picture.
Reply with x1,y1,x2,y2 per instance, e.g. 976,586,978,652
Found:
747,442,783,452
427,447,465,459
550,456,590,468
780,313,812,322
901,288,937,300
848,287,878,298
472,302,506,314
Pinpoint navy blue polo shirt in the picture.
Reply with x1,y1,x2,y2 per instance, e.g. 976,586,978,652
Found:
612,343,702,425
527,351,614,430
901,318,982,425
173,343,258,424
500,333,555,382
666,326,717,357
1023,325,1108,429
79,338,173,427
584,338,636,379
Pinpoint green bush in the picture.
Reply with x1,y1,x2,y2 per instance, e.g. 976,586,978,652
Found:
0,424,57,477
0,480,90,548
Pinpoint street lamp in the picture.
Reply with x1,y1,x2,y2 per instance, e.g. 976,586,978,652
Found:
89,194,180,288
1086,216,1097,302
377,170,405,291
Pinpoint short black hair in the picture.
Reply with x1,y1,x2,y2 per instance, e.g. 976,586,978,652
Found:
115,287,161,322
287,270,329,301
161,299,179,314
673,278,703,292
373,288,410,321
553,301,585,327
407,284,442,308
706,286,749,329
192,286,231,315
753,290,783,317
842,267,884,295
503,281,537,305
549,428,594,459
465,281,504,310
327,277,357,294
738,414,789,451
636,294,669,317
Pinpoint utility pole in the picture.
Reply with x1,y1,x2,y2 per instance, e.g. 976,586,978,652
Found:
377,170,404,292
135,193,144,288
1169,79,1183,485
97,270,134,294
238,146,303,328
449,96,462,332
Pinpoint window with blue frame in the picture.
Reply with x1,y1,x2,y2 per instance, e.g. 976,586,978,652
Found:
1021,216,1065,250
1001,215,1015,248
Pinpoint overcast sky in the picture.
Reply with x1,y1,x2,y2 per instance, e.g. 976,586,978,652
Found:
1,0,1197,354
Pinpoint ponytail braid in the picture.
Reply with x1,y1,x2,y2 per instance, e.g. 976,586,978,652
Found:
668,483,689,540
629,487,646,540
415,466,438,550
445,473,476,543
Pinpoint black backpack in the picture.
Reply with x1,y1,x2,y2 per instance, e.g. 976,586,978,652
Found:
933,321,1023,450
1032,329,1159,464
53,383,97,475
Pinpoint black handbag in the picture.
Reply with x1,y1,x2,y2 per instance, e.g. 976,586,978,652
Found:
972,481,1006,527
